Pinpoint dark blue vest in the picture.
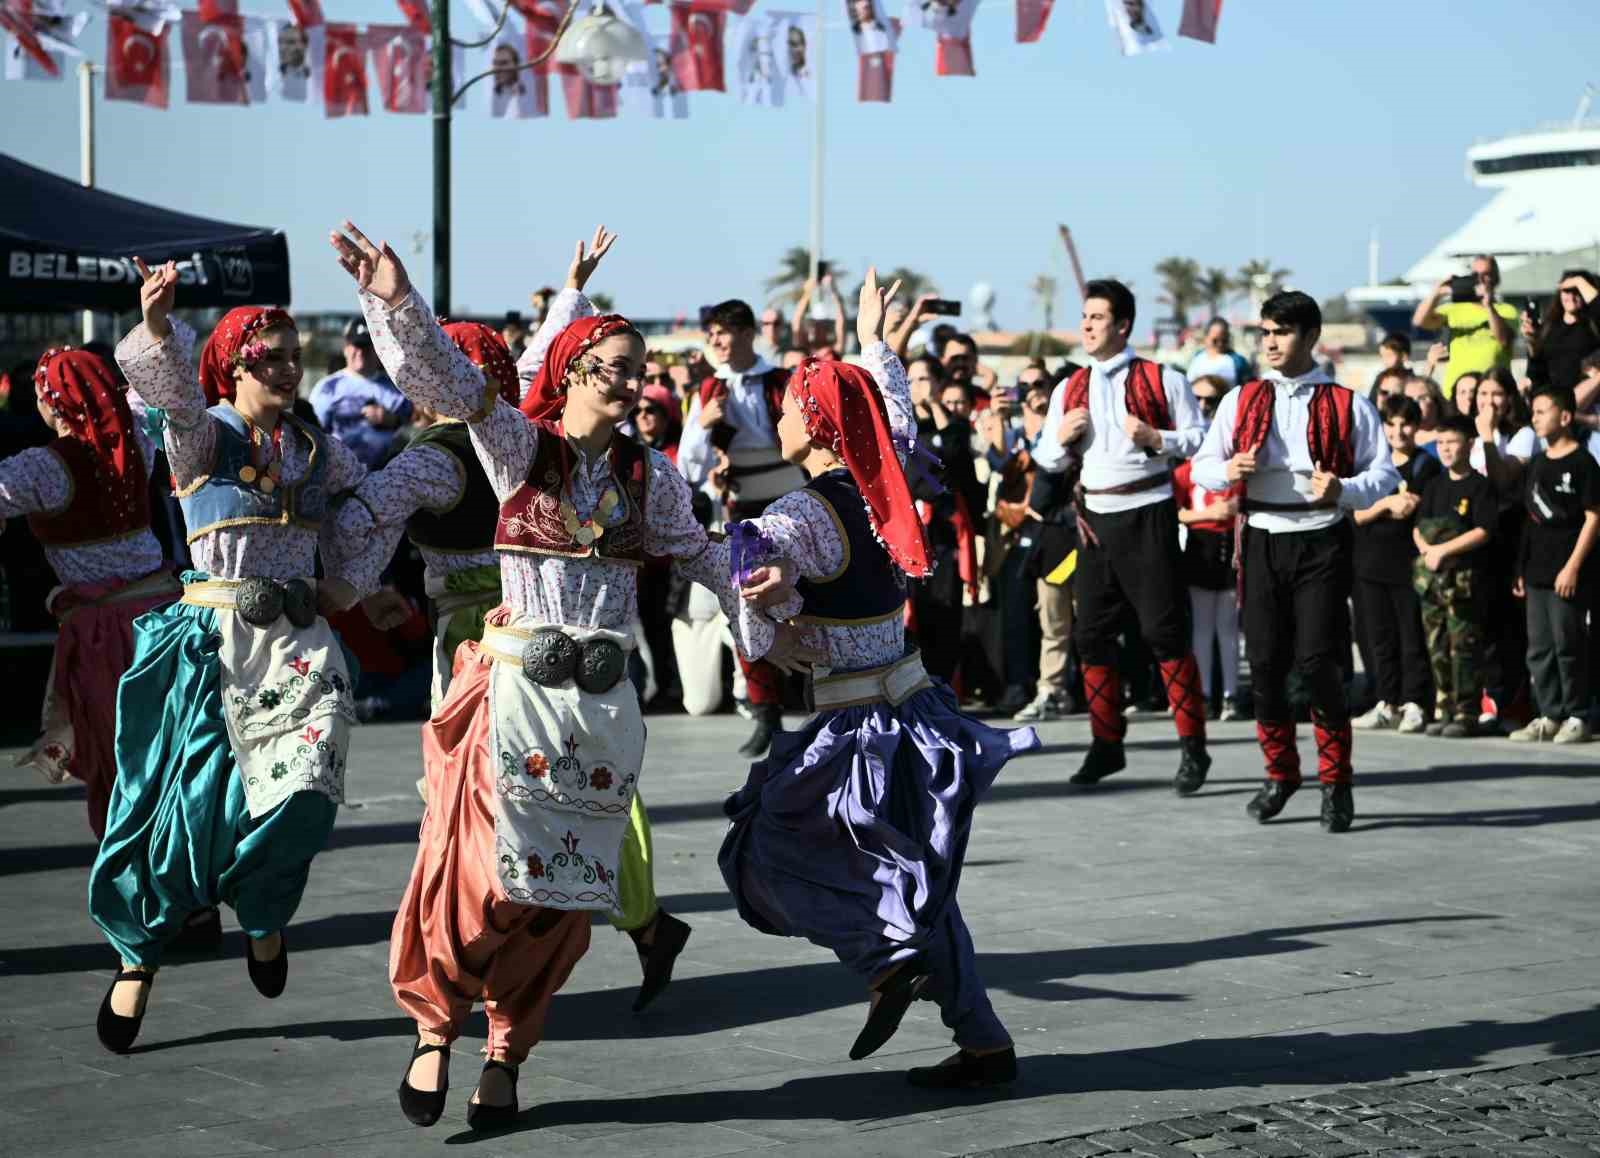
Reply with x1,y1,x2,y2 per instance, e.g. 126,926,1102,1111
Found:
794,469,905,626
179,404,332,541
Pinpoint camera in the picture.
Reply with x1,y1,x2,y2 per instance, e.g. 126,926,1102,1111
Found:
1449,274,1479,304
924,299,962,317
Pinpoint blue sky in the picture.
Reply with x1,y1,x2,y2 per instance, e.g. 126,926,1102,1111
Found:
4,0,1597,324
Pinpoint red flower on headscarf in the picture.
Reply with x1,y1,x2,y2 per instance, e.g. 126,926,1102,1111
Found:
787,359,931,577
33,347,146,517
442,321,521,407
198,306,294,405
519,314,641,423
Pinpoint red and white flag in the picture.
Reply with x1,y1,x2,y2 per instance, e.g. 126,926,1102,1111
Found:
323,21,368,116
1015,0,1051,43
3,0,87,81
905,0,975,76
670,4,725,92
286,0,323,27
1178,0,1221,43
560,68,617,118
197,0,235,19
935,34,971,76
181,8,263,104
105,10,169,106
857,49,892,101
395,0,431,35
367,22,427,113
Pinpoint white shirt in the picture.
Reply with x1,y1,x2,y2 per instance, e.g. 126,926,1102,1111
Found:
1033,348,1206,514
1469,425,1538,475
677,354,786,487
1191,367,1398,533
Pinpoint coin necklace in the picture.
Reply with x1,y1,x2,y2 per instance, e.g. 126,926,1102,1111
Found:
234,409,284,495
558,436,619,548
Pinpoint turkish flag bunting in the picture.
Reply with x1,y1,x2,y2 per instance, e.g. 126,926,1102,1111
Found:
935,36,971,76
669,4,725,93
106,12,168,106
1178,0,1221,42
857,49,892,101
1015,0,1051,42
559,67,617,118
287,0,323,27
197,0,235,20
323,22,369,116
367,23,426,113
181,9,251,104
0,5,60,75
395,0,431,35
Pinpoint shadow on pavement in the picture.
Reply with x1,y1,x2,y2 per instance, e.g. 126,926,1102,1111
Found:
438,1004,1600,1145
1271,800,1600,831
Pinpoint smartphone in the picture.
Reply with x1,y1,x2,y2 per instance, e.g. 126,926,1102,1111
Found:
816,261,831,279
924,298,962,317
1525,299,1542,327
1449,274,1478,303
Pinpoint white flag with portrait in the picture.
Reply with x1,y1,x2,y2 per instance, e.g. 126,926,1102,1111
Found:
732,10,782,106
845,0,895,56
1105,0,1167,56
464,0,544,117
773,12,814,102
265,16,321,101
618,1,686,120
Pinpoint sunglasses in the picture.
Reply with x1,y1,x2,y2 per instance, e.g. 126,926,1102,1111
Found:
642,372,671,385
1194,394,1221,409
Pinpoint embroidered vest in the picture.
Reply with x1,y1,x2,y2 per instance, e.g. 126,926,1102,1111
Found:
1061,357,1172,432
1233,379,1356,478
27,436,151,548
794,469,906,626
178,405,331,543
494,421,649,565
404,421,499,553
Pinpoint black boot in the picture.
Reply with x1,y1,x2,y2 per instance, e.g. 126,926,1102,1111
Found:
1069,738,1126,785
465,1060,520,1132
850,959,927,1060
1320,783,1355,833
632,911,692,1013
738,704,781,758
167,906,222,956
95,968,153,1055
398,1037,450,1127
1172,736,1212,796
1246,780,1299,823
246,932,288,999
906,1047,1019,1089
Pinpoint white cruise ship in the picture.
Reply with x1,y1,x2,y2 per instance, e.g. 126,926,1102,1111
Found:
1349,92,1600,333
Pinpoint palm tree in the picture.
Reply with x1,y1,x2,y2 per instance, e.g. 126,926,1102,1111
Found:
590,292,615,313
765,247,846,307
883,266,936,302
1234,259,1292,306
1154,256,1203,327
1199,267,1231,321
1030,273,1059,332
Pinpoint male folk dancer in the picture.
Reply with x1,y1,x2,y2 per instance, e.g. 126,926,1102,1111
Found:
1192,292,1396,832
1033,279,1212,793
678,300,805,756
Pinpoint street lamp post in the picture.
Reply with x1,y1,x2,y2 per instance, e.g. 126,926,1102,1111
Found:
432,0,453,315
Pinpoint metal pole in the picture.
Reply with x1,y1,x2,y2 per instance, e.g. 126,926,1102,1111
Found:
79,60,95,343
433,0,452,316
807,6,824,285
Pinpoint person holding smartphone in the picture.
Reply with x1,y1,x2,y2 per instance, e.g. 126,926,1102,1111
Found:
1410,255,1518,397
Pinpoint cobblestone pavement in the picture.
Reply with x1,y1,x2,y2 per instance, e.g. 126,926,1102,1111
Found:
984,1054,1600,1157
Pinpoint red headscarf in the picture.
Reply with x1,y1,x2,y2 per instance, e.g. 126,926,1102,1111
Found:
198,306,294,405
519,313,640,422
442,321,520,406
33,347,145,511
788,358,931,578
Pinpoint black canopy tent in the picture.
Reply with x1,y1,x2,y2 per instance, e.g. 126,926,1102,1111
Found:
0,152,290,312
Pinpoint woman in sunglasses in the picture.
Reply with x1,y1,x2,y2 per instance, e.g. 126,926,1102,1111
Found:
1525,270,1600,398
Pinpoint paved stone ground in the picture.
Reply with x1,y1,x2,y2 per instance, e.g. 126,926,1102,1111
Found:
2,711,1599,1157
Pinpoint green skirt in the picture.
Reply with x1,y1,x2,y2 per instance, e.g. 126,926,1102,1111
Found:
88,584,338,968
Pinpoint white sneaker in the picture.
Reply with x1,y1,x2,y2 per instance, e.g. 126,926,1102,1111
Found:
1014,690,1066,723
1553,716,1592,744
1219,697,1242,722
1509,717,1559,742
1396,702,1427,734
1353,701,1395,730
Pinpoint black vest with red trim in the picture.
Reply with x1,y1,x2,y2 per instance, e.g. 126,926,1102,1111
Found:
698,368,789,447
793,469,905,626
493,421,649,565
1232,378,1356,478
27,436,150,548
1060,357,1172,431
404,421,499,554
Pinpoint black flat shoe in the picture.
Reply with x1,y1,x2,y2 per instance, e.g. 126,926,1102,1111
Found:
1172,736,1212,796
632,911,692,1013
907,1047,1018,1089
465,1059,520,1132
850,960,927,1061
246,932,288,999
1246,779,1299,823
398,1037,450,1127
1320,783,1355,833
1069,738,1126,786
167,906,222,956
738,705,781,758
95,968,153,1054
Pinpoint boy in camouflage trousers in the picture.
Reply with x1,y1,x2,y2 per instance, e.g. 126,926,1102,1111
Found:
1412,417,1497,736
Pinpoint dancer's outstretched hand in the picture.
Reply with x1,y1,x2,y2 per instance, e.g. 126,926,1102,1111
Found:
329,220,412,307
855,266,903,348
766,623,826,675
566,226,618,293
741,559,798,608
132,258,178,339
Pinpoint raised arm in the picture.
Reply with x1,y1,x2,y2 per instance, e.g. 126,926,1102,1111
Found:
856,268,913,463
1412,279,1450,332
118,260,214,488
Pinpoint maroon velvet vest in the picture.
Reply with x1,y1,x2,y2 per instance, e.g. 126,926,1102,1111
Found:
1061,358,1173,431
1234,379,1356,477
494,420,649,565
27,437,150,548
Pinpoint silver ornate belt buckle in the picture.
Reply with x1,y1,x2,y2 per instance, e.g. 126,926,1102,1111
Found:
235,578,285,627
282,579,317,629
521,629,578,687
575,639,626,693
